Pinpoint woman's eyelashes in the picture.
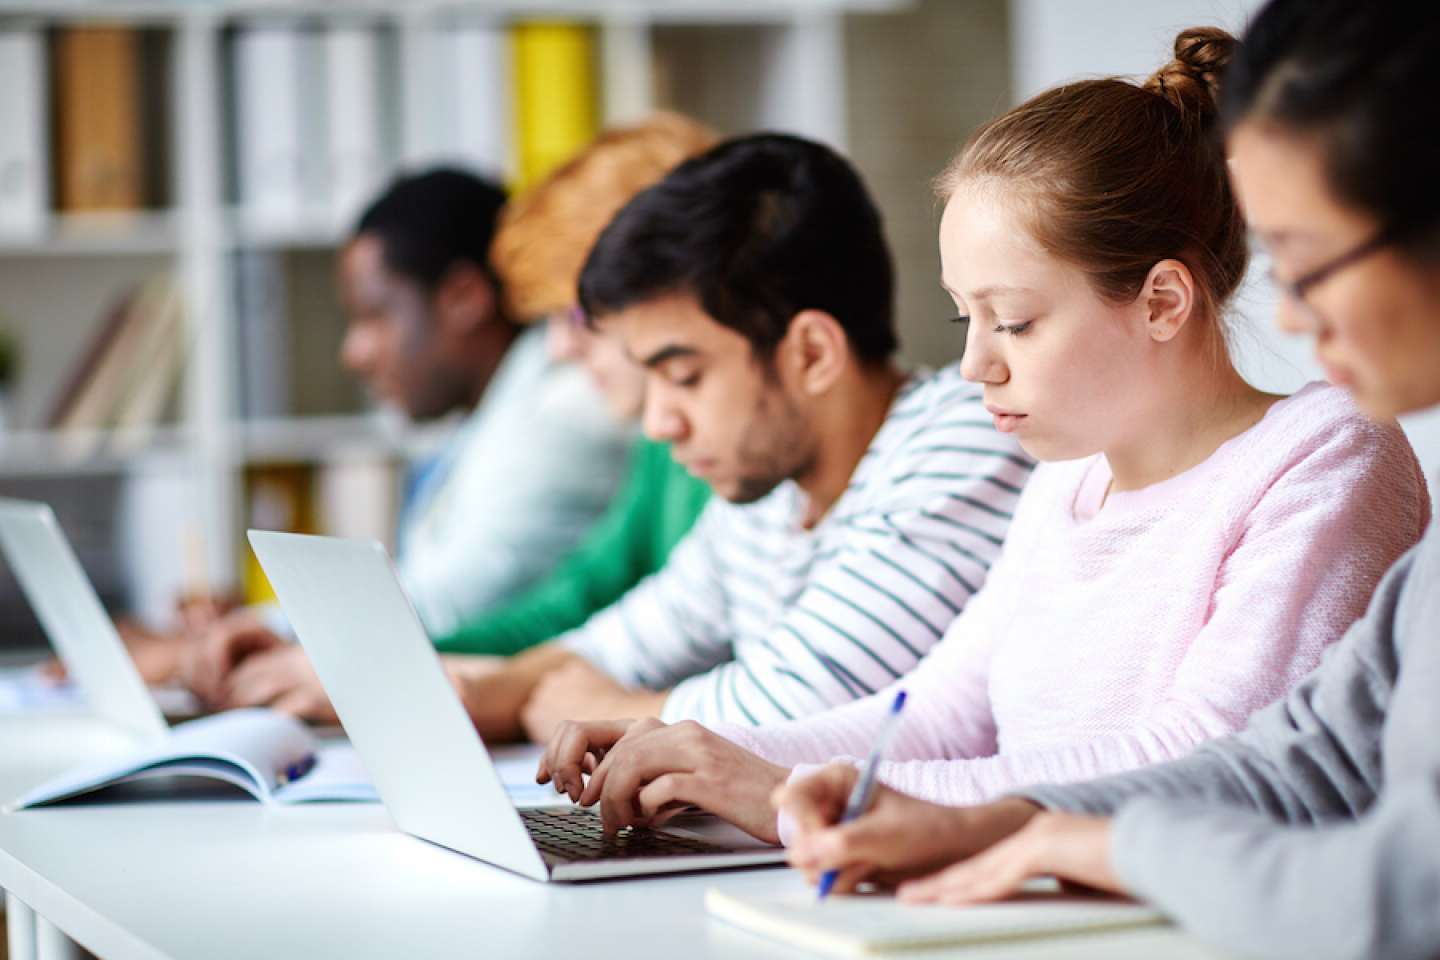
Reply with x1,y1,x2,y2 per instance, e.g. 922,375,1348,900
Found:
993,320,1034,337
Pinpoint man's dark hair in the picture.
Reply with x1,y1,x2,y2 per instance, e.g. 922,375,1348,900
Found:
354,168,508,293
578,134,897,363
1222,0,1440,258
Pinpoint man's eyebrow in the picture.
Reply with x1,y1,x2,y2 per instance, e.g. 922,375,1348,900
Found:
636,344,700,368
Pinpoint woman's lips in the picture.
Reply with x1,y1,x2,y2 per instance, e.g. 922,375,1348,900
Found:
991,413,1026,433
985,405,1027,434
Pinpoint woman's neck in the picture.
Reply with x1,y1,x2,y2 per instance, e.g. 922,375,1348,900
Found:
1104,352,1281,495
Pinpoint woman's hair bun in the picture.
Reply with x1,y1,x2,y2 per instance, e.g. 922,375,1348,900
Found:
1144,27,1238,125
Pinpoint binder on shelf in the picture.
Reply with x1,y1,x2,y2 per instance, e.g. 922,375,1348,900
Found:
398,19,509,181
234,250,292,420
452,24,510,181
0,26,49,235
511,22,598,190
323,21,386,230
233,22,326,232
52,26,146,212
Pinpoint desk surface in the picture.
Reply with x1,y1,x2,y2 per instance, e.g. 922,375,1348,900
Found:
0,796,1228,960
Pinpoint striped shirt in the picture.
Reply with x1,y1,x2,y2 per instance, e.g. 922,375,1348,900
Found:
562,365,1035,726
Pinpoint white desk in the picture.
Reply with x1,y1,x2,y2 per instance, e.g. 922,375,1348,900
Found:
0,712,144,960
0,798,1231,960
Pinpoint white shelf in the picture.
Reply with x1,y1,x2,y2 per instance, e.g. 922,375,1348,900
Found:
0,425,190,476
0,1,907,21
0,211,180,257
224,213,346,251
235,413,451,464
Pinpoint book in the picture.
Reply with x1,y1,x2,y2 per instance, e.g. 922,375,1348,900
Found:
107,274,185,448
8,708,376,810
9,708,567,811
45,285,137,428
705,885,1166,956
0,26,49,234
52,26,145,212
47,274,185,457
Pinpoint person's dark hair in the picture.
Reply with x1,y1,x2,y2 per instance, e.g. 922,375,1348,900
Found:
1222,0,1440,259
578,133,897,364
354,168,508,294
935,28,1247,354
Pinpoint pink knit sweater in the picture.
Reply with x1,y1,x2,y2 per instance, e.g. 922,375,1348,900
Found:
717,383,1430,821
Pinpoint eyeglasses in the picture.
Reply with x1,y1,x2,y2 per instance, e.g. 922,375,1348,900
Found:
1267,229,1389,327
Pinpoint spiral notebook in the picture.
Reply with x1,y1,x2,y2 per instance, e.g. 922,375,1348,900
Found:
705,884,1165,956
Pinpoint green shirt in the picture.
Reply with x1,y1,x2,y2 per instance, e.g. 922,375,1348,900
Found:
433,437,709,656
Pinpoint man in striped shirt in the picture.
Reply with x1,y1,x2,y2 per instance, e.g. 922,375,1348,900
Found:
453,134,1033,741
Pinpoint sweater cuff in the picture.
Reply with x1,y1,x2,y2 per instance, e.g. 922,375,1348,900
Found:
1014,782,1130,817
1107,797,1187,901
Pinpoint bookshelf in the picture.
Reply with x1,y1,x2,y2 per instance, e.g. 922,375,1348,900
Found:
0,0,908,636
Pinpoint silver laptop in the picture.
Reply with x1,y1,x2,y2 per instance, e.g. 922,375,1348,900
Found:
248,529,787,883
0,499,167,741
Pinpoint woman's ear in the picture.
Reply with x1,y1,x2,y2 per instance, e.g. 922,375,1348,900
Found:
1142,258,1197,343
782,309,850,395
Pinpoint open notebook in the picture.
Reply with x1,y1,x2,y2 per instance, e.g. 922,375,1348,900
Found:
706,884,1165,956
8,708,567,812
8,708,374,809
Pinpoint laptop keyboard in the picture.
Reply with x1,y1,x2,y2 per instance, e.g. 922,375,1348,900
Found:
521,807,736,861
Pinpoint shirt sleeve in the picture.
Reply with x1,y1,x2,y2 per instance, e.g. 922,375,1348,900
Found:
1106,777,1440,960
399,368,633,637
662,414,1031,727
561,500,739,687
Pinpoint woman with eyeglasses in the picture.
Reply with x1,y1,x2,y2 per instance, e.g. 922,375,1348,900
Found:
776,3,1440,957
535,22,1428,855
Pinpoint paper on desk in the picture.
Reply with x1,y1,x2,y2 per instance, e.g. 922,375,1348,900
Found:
274,742,572,807
0,667,85,715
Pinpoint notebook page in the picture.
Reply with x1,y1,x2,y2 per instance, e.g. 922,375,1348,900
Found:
705,885,1165,956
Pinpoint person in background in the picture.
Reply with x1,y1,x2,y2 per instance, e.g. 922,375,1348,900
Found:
537,27,1427,850
184,115,719,720
436,113,716,657
777,4,1440,959
451,133,1035,745
180,169,631,713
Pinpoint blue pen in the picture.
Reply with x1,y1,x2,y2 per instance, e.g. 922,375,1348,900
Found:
279,753,316,786
817,689,907,901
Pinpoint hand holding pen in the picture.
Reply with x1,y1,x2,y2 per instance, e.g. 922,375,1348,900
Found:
816,689,907,900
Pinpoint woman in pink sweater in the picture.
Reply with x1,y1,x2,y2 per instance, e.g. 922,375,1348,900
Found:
533,28,1429,844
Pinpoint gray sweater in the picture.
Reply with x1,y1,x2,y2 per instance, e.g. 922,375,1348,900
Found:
1025,518,1440,960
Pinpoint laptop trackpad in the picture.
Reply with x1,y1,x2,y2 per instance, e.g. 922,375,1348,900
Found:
660,814,781,852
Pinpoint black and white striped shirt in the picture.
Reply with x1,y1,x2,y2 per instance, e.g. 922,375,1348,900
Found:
563,365,1035,726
